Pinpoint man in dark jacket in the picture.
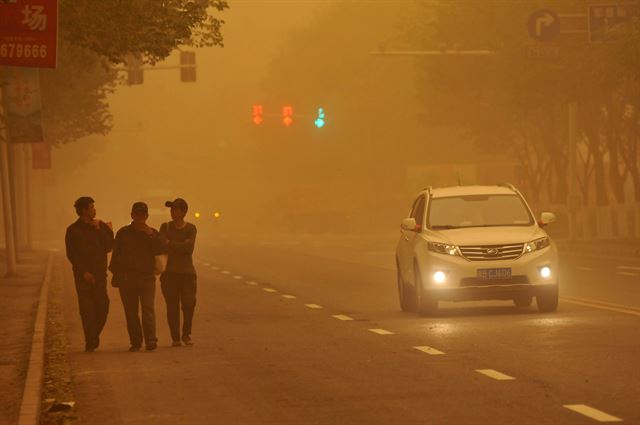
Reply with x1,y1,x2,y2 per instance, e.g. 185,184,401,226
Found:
109,202,163,352
65,196,114,352
159,198,197,346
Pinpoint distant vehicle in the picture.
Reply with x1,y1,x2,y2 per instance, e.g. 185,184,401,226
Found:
396,184,559,316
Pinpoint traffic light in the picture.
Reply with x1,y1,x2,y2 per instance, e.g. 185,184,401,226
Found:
180,51,196,82
282,105,293,126
314,107,326,128
127,56,144,85
252,104,264,125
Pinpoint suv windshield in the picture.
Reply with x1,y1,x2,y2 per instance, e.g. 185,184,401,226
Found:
427,194,534,229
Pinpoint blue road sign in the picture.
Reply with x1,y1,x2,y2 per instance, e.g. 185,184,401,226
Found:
528,9,560,42
589,3,640,43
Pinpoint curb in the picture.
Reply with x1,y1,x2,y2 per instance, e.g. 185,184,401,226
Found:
18,251,53,425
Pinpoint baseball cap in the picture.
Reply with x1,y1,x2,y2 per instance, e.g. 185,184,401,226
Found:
131,201,149,214
165,198,188,211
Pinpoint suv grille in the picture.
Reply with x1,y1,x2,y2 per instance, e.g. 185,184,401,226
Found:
459,244,524,261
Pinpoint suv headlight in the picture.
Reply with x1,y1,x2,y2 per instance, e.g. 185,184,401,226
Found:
428,242,459,256
523,237,550,254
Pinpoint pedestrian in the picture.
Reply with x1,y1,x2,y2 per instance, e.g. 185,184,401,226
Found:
109,202,163,352
159,198,198,347
65,196,114,352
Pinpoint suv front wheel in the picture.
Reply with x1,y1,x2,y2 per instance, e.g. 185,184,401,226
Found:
414,264,438,316
537,284,559,312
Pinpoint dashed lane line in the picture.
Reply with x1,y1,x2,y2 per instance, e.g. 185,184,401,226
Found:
263,288,278,293
617,265,640,271
413,346,445,355
305,304,323,309
203,262,211,267
561,296,640,317
475,369,515,381
368,328,394,335
616,271,637,277
233,275,243,280
576,266,595,271
211,266,220,271
563,404,622,422
245,281,258,286
332,314,354,321
221,271,231,275
282,294,297,299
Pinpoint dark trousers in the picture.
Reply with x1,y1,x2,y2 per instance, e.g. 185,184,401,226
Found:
74,273,109,349
160,273,197,342
119,274,157,347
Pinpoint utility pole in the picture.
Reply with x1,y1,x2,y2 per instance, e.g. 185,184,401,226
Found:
0,79,17,276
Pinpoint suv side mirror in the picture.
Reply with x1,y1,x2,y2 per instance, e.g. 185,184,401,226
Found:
539,212,556,226
401,217,419,231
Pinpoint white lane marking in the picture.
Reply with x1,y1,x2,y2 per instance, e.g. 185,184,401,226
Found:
282,294,297,299
233,275,243,280
245,281,258,286
576,266,595,271
475,369,515,381
305,304,323,309
563,404,622,422
617,265,640,271
203,262,211,267
332,314,354,321
616,271,637,277
413,346,445,355
221,271,231,275
561,296,640,317
368,328,394,335
263,288,277,293
211,266,220,270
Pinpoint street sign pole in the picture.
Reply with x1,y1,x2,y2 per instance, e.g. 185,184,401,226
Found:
0,80,17,276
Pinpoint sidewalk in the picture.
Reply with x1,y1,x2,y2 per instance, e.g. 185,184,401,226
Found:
0,250,50,425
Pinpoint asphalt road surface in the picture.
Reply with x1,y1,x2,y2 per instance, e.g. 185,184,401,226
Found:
63,237,640,424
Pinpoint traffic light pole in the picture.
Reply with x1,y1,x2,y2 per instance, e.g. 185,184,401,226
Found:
0,81,18,276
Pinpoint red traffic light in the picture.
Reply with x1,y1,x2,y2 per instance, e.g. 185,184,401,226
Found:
282,105,293,126
252,104,263,125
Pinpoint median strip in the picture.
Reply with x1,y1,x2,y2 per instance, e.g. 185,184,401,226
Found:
413,346,445,355
563,404,622,422
475,369,515,381
561,296,640,317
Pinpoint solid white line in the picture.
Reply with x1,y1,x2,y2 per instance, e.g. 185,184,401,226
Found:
560,296,640,317
305,304,323,309
263,288,277,293
368,328,394,335
233,275,243,280
245,281,258,286
332,314,354,321
616,272,637,277
413,346,445,355
576,266,595,271
281,294,296,299
616,265,640,271
475,369,515,381
563,404,622,422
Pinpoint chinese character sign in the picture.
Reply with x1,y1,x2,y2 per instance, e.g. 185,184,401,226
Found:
1,67,45,144
0,0,58,68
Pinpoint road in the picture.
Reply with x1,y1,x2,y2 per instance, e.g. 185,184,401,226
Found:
63,236,640,424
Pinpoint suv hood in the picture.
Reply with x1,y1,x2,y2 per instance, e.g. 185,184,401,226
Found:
426,226,544,246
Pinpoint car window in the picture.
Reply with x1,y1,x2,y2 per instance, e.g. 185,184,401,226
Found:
427,194,533,229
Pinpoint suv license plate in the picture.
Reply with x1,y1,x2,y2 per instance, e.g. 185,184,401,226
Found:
477,268,512,280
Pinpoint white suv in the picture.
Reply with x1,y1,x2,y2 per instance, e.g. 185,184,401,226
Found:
395,184,558,316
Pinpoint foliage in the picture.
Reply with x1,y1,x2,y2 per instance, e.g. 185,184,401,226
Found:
60,0,229,64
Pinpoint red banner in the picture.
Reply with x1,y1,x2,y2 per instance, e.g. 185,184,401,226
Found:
31,141,50,169
0,0,58,68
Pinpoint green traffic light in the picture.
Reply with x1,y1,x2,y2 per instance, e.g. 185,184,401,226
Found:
315,107,325,128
